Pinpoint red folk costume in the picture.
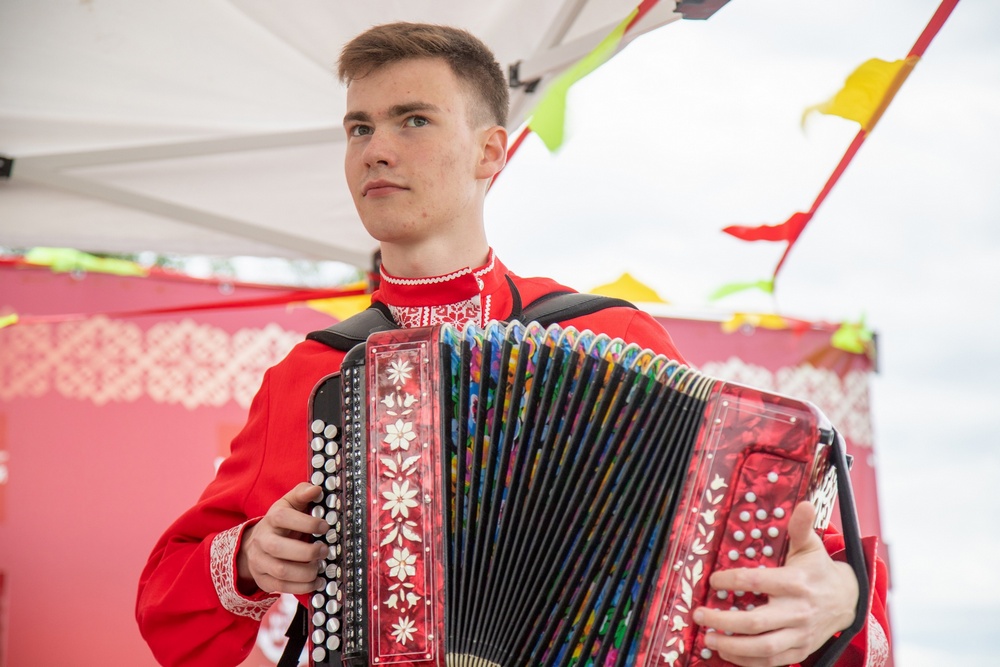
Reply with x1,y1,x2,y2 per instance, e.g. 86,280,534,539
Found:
136,251,889,666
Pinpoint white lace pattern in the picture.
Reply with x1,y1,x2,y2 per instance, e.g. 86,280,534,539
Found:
210,522,278,620
867,613,890,667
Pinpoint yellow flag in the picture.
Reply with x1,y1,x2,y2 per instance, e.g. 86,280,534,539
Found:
803,56,919,131
590,272,668,304
305,293,371,321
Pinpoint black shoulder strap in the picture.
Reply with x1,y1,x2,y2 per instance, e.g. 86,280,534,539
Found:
305,300,397,351
304,288,637,352
519,291,636,327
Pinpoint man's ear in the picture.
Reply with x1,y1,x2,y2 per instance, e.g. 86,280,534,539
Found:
476,125,508,181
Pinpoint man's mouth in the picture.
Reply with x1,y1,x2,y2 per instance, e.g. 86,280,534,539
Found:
362,180,406,197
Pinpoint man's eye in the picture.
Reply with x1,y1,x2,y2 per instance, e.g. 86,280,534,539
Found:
350,125,372,137
405,116,429,128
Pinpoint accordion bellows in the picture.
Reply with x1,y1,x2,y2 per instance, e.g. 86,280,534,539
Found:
306,321,843,667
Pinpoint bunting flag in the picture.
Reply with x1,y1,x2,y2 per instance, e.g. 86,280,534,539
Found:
589,271,669,303
24,247,148,277
716,0,959,297
802,56,919,132
527,0,660,152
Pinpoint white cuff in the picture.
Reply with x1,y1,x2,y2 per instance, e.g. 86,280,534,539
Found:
867,613,890,667
210,521,278,620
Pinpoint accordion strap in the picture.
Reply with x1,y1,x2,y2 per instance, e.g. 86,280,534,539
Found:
304,277,637,351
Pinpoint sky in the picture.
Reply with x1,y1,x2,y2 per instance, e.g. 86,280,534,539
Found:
485,1,1000,664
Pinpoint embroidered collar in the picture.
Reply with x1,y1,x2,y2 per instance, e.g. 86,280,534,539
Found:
375,249,507,328
377,249,503,307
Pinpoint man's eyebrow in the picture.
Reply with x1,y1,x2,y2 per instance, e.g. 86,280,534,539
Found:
343,102,441,126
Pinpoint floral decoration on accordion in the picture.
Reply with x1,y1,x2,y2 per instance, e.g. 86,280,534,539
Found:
368,341,440,663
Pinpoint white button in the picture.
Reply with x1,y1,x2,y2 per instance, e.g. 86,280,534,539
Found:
774,507,786,519
768,527,780,538
762,546,774,557
767,472,778,483
739,511,751,522
311,420,325,434
745,492,757,502
756,509,767,520
701,649,713,659
734,530,746,541
745,547,757,558
728,550,739,561
751,528,762,539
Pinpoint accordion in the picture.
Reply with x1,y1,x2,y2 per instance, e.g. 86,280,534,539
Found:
306,321,868,667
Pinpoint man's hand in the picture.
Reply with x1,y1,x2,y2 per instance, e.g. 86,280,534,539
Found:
693,501,859,667
236,482,328,596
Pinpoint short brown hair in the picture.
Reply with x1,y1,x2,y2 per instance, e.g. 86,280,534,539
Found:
338,22,509,128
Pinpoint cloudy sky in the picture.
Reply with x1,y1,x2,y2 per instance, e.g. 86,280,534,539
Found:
486,0,1000,664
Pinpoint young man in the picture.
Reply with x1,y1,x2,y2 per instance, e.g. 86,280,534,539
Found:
136,23,888,667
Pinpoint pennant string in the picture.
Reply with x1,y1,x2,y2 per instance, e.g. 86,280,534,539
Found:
910,0,960,57
4,286,368,327
728,0,959,293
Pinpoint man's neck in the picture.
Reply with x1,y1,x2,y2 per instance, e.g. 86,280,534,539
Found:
379,237,490,279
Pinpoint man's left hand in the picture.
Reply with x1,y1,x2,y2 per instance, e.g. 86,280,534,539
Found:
692,501,859,667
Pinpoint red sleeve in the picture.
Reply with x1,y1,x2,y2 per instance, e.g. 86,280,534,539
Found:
135,368,277,666
136,341,346,666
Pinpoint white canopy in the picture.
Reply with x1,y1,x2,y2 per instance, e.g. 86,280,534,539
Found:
0,0,726,269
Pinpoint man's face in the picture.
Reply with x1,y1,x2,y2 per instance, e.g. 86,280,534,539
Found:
343,57,492,247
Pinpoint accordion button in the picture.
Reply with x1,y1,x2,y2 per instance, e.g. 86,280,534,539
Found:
313,612,325,626
755,509,767,520
739,511,751,522
312,629,325,644
762,546,774,557
745,547,757,558
716,590,727,600
750,529,762,539
325,424,339,439
701,649,713,659
734,530,745,541
312,437,325,452
312,420,325,434
325,564,338,578
734,591,745,597
312,647,326,662
744,492,757,502
312,454,325,468
768,527,780,538
312,594,324,608
728,550,739,561
326,600,341,614
312,506,325,519
773,507,786,519
327,618,341,633
767,472,779,483
326,441,339,457
327,635,341,651
327,581,340,596
312,472,325,486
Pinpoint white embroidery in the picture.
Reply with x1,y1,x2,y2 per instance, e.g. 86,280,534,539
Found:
867,613,890,667
210,523,278,620
388,298,482,329
379,252,495,286
0,317,303,409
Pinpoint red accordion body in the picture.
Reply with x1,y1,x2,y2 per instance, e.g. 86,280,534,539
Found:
306,322,843,667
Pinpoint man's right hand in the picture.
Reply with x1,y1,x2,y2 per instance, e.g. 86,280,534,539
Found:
236,482,327,595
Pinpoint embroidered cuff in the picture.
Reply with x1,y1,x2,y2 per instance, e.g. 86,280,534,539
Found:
210,521,279,620
867,613,890,667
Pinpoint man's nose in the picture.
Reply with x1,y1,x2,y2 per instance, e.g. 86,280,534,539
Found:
362,129,397,168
